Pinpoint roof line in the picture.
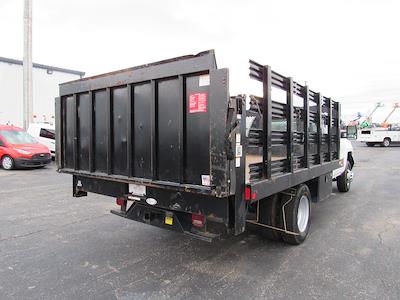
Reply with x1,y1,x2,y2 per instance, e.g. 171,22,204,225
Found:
0,56,85,77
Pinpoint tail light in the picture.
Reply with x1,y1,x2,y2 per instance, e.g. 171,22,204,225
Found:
116,198,126,206
192,214,205,228
245,186,256,201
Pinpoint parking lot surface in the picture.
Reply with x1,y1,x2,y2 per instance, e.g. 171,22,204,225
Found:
0,142,399,299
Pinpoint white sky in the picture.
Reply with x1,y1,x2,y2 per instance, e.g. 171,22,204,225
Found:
1,0,399,122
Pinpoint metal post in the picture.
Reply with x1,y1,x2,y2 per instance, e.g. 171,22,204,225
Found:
126,84,133,177
72,94,78,170
327,98,332,161
150,80,157,180
317,93,322,164
88,91,94,173
303,86,309,168
106,88,112,175
23,0,33,129
262,66,272,179
287,77,294,173
336,102,341,158
178,76,185,183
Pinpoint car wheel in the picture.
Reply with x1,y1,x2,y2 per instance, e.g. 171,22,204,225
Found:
337,161,353,192
1,155,15,170
280,184,311,245
382,138,390,147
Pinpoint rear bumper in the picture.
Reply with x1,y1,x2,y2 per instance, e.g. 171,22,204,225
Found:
111,202,221,242
14,157,52,168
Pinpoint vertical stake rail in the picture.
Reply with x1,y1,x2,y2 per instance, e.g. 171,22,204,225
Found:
126,84,133,177
73,94,79,170
106,88,112,175
287,77,294,173
88,91,94,173
234,98,247,235
150,80,158,180
55,97,62,169
262,66,272,179
336,102,341,158
304,86,309,168
317,93,323,164
178,76,185,183
327,97,332,161
62,97,67,168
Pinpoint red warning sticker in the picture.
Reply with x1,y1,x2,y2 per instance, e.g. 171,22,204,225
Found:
189,93,207,113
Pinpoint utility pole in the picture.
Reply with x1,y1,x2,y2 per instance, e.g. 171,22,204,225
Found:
23,0,33,129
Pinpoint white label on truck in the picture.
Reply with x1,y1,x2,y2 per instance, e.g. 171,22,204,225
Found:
129,184,146,196
235,144,243,157
199,74,210,86
235,157,241,167
201,175,211,186
236,133,241,144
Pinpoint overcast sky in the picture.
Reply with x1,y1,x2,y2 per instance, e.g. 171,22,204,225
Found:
1,0,399,122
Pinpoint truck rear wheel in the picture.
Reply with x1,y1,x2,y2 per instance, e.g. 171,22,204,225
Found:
280,184,311,245
258,194,282,241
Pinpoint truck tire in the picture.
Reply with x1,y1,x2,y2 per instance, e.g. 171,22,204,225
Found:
280,184,311,245
1,155,15,170
382,138,390,147
366,142,375,147
337,161,353,192
259,194,282,241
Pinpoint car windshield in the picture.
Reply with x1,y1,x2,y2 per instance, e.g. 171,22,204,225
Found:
0,130,38,145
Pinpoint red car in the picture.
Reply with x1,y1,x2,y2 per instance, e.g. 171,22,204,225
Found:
0,125,52,170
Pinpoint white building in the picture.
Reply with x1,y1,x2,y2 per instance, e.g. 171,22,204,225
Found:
0,56,84,127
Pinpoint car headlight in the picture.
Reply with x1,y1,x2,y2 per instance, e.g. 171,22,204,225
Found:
15,149,30,155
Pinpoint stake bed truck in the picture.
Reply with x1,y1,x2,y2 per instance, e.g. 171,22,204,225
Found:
56,50,354,244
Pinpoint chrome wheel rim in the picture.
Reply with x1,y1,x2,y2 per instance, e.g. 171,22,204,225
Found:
2,157,13,169
297,195,310,233
346,169,353,187
384,140,389,147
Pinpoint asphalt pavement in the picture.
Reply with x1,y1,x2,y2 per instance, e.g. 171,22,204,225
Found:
0,142,399,299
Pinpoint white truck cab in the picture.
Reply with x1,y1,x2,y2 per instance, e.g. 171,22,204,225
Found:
27,123,56,158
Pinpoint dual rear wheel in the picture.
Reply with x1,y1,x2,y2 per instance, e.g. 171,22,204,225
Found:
258,184,311,245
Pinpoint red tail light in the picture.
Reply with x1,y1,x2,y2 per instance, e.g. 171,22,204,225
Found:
245,186,251,201
116,198,126,206
245,186,256,201
192,214,205,228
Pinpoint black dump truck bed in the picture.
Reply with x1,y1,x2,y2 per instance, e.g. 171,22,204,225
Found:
56,50,341,242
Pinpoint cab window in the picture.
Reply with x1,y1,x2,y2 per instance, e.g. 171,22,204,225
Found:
40,128,55,140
